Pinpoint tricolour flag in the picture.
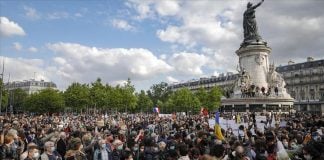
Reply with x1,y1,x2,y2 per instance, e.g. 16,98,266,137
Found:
153,107,160,114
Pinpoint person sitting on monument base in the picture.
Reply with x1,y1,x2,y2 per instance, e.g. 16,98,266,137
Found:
261,86,266,95
266,87,271,96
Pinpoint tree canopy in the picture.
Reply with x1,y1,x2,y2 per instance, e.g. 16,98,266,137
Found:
3,78,223,114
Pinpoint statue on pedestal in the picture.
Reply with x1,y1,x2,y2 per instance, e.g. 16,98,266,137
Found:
241,0,267,47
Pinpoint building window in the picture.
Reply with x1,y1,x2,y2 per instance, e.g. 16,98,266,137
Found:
320,89,324,101
301,90,305,100
310,89,315,100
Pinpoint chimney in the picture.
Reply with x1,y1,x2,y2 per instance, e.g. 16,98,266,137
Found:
307,57,314,62
288,60,295,65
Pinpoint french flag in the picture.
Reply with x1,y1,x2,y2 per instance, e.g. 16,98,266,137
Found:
153,107,160,114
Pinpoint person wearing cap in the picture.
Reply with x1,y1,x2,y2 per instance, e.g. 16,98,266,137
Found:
41,141,61,160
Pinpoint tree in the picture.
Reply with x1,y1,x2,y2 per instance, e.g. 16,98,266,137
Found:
90,78,107,109
10,88,28,112
167,88,200,113
120,78,137,112
0,79,8,113
195,88,208,108
148,82,170,105
64,82,90,112
24,88,65,113
206,86,223,111
136,90,153,113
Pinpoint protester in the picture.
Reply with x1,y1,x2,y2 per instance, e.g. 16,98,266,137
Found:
40,141,61,160
0,112,324,160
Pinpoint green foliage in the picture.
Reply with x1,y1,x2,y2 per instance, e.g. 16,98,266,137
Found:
24,88,65,113
136,90,153,112
10,88,28,111
90,78,107,108
167,88,200,113
64,82,90,111
206,86,223,111
119,78,137,112
0,79,8,112
195,88,208,108
18,77,222,114
148,82,170,105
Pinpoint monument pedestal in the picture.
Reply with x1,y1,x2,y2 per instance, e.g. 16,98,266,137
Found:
220,1,294,113
221,97,294,113
221,44,294,113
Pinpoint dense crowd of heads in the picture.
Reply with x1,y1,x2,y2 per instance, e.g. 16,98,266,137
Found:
0,112,324,160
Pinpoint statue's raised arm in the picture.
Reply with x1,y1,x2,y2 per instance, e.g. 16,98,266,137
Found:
252,0,264,9
242,0,266,47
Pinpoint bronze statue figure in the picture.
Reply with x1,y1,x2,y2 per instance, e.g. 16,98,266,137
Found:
241,0,266,47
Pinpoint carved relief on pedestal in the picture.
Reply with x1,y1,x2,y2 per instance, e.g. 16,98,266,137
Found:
255,55,265,65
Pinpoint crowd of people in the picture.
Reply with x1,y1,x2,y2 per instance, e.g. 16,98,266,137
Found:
0,111,324,160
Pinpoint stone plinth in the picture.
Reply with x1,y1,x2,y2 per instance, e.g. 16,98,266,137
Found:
236,45,271,89
221,97,294,113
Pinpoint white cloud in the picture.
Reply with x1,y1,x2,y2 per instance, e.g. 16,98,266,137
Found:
126,0,155,20
155,1,180,16
159,54,167,60
111,19,135,31
168,52,208,76
128,0,324,73
0,17,26,37
13,42,22,51
47,42,173,82
24,6,41,20
166,76,179,83
0,56,48,82
28,47,38,53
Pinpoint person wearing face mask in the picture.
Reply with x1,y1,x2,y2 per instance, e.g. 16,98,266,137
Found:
41,141,62,160
94,140,109,160
288,140,298,151
112,139,123,160
0,133,19,159
24,146,40,160
282,139,289,149
20,143,39,160
131,144,140,160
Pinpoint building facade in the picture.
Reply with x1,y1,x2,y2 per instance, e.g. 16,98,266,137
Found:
168,72,238,94
4,79,57,94
276,57,324,114
168,57,324,114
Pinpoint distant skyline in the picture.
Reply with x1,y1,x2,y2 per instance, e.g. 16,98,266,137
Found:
1,0,323,91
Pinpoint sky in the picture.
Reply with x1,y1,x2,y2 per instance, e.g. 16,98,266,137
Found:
0,0,324,91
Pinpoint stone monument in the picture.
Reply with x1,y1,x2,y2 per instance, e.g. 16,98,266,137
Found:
221,0,294,113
